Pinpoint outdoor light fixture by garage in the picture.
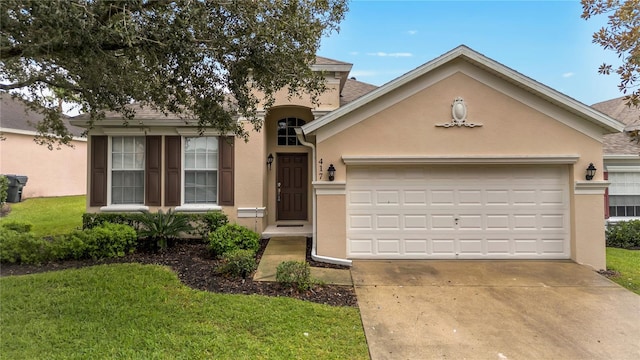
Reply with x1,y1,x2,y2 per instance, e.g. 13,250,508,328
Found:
586,163,596,180
267,153,274,170
327,164,336,181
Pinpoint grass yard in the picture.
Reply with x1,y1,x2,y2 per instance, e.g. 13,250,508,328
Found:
0,195,85,237
606,247,640,295
0,263,369,359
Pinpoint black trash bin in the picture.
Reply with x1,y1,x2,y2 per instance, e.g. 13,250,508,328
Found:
5,175,28,203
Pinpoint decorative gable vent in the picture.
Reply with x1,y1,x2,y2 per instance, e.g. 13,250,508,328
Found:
436,97,483,128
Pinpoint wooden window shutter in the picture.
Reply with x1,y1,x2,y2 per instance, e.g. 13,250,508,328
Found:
218,136,234,206
145,136,162,206
165,136,181,206
89,135,108,207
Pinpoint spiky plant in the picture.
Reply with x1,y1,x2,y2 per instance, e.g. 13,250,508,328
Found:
136,210,192,251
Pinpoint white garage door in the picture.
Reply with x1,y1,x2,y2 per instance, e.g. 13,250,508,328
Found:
347,165,570,259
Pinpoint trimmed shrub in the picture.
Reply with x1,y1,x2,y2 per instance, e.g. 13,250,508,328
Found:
0,228,51,264
82,212,142,230
84,223,138,259
276,260,313,291
606,220,640,249
49,231,91,261
0,175,8,205
83,211,228,240
1,220,33,233
191,211,229,238
208,224,260,257
218,249,257,278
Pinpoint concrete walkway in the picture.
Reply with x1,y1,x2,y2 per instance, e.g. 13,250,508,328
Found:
253,237,352,286
352,260,640,360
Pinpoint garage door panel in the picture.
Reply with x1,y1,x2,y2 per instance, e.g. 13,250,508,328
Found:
377,215,400,229
431,215,456,229
347,165,570,259
377,238,401,254
459,239,484,254
350,215,373,229
404,215,428,229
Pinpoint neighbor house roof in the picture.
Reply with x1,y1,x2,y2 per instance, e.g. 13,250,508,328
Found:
303,45,625,136
0,93,84,137
592,96,640,156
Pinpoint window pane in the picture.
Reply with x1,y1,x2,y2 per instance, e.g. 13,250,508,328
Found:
112,170,144,205
196,153,206,168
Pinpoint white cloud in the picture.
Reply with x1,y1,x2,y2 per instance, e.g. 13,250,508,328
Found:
562,72,574,78
349,51,359,56
366,52,413,57
408,30,418,35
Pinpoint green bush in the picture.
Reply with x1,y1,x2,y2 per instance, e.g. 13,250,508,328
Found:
208,224,260,257
606,220,640,249
136,210,193,250
84,223,138,259
218,249,257,278
276,260,314,292
191,211,229,238
0,228,51,264
0,175,8,205
82,212,142,230
83,211,228,240
1,220,33,233
49,231,91,261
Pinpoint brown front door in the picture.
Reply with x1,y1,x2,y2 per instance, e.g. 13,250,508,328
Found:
277,153,308,220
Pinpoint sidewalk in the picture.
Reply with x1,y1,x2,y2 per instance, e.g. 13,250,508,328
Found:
253,236,352,286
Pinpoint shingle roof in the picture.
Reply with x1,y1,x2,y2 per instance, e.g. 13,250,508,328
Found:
340,78,378,106
315,56,352,66
0,93,84,137
592,97,640,155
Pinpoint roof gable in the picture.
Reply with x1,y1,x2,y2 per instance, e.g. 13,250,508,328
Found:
303,45,624,138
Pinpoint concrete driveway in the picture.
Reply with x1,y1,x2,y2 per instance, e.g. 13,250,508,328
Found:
352,261,640,360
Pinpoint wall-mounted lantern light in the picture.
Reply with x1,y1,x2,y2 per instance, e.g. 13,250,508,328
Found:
327,164,336,181
267,153,274,170
586,163,596,180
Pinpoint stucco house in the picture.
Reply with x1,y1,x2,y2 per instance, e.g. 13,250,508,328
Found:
0,94,87,199
70,46,624,270
592,97,640,223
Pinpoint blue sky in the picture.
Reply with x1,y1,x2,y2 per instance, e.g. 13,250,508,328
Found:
318,0,623,105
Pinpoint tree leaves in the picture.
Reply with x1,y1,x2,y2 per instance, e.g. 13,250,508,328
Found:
0,0,348,148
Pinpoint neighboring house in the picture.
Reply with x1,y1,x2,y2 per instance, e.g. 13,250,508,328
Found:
592,97,640,223
0,94,87,199
70,46,623,270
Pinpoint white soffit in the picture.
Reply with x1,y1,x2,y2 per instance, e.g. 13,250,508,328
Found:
302,45,624,138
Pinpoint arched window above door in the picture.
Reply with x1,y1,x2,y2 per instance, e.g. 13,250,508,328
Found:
277,118,306,146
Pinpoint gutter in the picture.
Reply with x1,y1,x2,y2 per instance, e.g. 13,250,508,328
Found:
295,128,352,267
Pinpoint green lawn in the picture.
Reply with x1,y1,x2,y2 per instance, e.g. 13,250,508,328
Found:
0,195,85,237
606,247,640,295
0,264,369,359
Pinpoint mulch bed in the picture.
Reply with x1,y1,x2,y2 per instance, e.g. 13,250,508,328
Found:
0,238,358,307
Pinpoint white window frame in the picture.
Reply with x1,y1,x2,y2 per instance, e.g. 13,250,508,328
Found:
606,166,640,221
175,136,222,212
101,135,149,212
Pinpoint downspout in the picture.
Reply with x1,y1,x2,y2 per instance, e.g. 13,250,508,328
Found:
295,128,352,266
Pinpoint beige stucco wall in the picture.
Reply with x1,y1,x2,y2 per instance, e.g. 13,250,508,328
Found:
0,131,87,199
312,69,608,268
257,79,341,112
316,193,347,258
